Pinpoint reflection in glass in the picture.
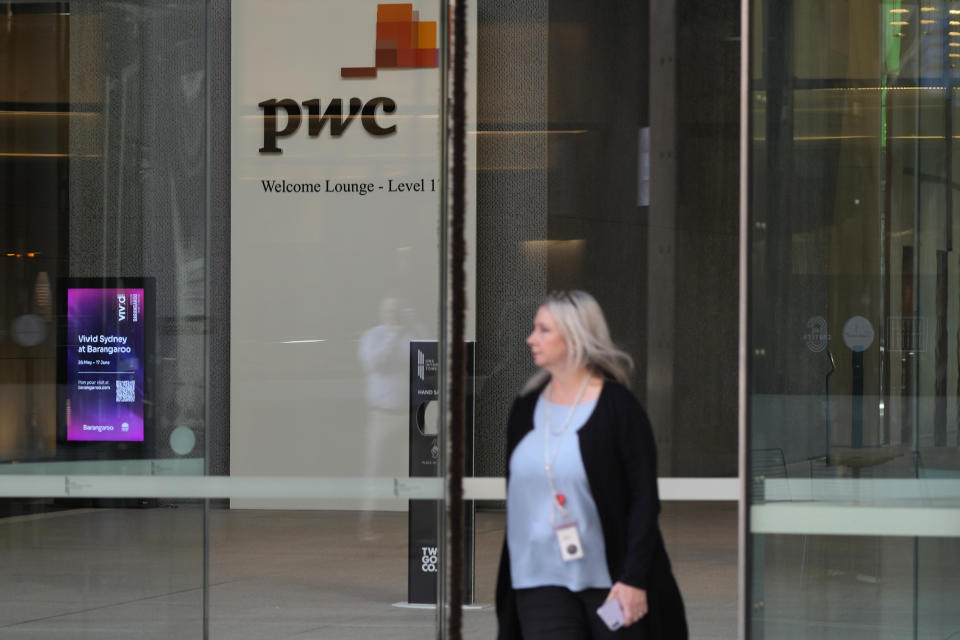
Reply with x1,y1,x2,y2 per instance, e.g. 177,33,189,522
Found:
751,1,960,637
0,0,208,636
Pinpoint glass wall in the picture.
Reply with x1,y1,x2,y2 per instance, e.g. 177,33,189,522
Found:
471,1,740,637
749,1,960,637
1,1,742,639
0,0,209,636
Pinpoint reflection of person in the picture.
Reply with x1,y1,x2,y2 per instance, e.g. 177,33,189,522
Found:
496,291,687,639
357,295,422,538
359,296,415,413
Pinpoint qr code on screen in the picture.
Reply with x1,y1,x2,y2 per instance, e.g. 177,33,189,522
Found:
116,380,135,403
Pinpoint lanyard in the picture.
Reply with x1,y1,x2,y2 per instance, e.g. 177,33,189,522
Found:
542,374,590,526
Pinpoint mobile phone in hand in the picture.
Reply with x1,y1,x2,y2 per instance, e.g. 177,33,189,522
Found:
596,598,625,631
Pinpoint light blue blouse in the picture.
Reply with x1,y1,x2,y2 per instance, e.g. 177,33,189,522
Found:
507,395,613,591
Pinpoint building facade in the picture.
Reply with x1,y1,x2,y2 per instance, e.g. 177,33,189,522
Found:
0,1,956,638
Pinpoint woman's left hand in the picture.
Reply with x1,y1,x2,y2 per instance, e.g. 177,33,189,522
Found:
606,581,648,627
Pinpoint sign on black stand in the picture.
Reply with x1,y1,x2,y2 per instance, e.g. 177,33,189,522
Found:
408,341,475,605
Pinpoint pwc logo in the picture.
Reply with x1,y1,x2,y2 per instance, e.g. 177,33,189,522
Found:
259,3,440,155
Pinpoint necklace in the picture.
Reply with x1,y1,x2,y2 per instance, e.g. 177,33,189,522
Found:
543,374,590,522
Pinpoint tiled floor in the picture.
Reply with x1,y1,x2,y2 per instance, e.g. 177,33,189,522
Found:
0,502,737,639
1,501,955,638
210,503,739,639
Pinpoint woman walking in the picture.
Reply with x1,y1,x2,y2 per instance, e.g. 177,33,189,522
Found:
496,290,687,639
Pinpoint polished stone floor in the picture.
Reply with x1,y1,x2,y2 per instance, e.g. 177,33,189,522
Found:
6,501,954,639
0,502,736,639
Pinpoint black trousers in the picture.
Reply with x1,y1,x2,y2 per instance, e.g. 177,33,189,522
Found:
515,586,649,640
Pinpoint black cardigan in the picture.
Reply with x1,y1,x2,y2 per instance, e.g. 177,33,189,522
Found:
495,381,687,639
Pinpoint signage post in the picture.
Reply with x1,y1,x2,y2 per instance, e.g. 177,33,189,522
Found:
408,340,475,605
842,316,874,449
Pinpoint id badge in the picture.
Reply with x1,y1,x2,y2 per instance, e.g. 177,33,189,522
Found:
554,521,585,562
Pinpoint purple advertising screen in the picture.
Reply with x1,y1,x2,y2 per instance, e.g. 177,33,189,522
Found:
65,287,146,442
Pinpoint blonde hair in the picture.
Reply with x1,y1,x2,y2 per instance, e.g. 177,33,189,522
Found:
522,290,634,394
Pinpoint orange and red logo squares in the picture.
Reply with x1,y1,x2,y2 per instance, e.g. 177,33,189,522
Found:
342,3,439,78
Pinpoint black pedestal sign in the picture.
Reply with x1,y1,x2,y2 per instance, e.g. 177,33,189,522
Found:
408,340,475,605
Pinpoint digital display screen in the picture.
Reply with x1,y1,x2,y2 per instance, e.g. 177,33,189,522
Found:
64,287,146,442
